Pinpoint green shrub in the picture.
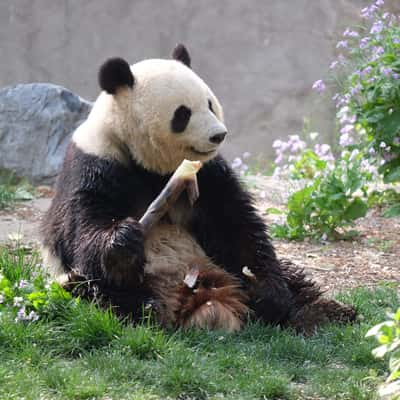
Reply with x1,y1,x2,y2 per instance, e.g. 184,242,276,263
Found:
270,135,370,240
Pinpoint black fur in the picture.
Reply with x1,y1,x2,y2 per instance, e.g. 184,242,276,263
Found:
171,105,192,133
98,58,134,94
42,143,327,324
172,44,191,68
192,157,320,323
42,143,167,316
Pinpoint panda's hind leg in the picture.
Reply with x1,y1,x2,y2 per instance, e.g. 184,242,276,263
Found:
280,260,356,332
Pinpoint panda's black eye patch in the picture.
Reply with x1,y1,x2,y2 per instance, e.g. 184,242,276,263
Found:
171,105,192,133
208,99,215,114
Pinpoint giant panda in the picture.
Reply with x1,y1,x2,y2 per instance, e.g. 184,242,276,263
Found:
41,44,355,332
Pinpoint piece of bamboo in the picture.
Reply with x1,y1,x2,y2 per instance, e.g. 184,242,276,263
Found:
139,159,202,235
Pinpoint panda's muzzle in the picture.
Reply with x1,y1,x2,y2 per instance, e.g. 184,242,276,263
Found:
190,147,217,156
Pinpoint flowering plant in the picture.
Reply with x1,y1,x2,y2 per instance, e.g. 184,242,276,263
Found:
272,132,335,180
314,0,400,184
271,138,371,240
0,249,75,324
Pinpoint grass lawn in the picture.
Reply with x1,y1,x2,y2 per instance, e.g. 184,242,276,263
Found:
0,247,398,400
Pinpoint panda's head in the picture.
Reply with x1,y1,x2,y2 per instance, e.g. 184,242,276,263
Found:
76,44,227,175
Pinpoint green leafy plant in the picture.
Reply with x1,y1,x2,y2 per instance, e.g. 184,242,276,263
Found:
366,308,400,399
314,0,400,190
0,247,75,324
270,134,371,240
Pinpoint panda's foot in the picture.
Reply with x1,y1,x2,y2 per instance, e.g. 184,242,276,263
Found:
177,266,249,332
288,298,357,334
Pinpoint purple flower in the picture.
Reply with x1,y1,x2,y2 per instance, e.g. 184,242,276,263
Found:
314,144,334,161
380,67,393,77
393,73,399,80
274,154,283,165
375,0,384,6
242,151,251,159
15,307,26,322
360,37,370,49
361,66,373,77
371,46,385,61
393,38,400,45
361,5,377,19
343,28,359,38
336,40,348,49
371,20,384,35
18,280,29,289
336,94,351,108
350,84,362,96
329,61,339,70
340,133,354,147
312,79,326,93
340,124,354,135
291,141,306,153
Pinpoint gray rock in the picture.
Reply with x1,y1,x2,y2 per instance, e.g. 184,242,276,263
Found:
0,83,92,184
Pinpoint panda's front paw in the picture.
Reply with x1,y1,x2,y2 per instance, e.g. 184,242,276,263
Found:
102,217,146,288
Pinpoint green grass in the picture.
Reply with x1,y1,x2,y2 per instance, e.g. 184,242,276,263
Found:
0,247,399,399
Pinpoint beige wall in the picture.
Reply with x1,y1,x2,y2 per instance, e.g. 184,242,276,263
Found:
1,0,398,160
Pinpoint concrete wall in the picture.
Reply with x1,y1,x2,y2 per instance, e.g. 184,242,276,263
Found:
1,0,398,160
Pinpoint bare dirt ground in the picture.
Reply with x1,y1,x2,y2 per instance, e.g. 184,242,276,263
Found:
0,176,398,294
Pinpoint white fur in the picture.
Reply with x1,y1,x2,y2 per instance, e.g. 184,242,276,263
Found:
73,59,226,174
41,245,65,280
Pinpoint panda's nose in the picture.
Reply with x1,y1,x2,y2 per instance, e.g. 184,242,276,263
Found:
209,132,227,144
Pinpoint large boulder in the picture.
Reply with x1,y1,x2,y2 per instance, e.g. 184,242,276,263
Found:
0,83,92,184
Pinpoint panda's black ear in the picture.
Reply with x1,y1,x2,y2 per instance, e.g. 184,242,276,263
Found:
172,44,191,68
98,57,135,94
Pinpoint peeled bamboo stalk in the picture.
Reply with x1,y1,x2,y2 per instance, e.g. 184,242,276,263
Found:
139,159,202,235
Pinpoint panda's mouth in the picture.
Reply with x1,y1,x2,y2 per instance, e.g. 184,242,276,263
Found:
189,147,217,156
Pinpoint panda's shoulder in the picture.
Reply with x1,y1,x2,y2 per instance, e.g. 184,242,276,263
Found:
56,142,152,196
